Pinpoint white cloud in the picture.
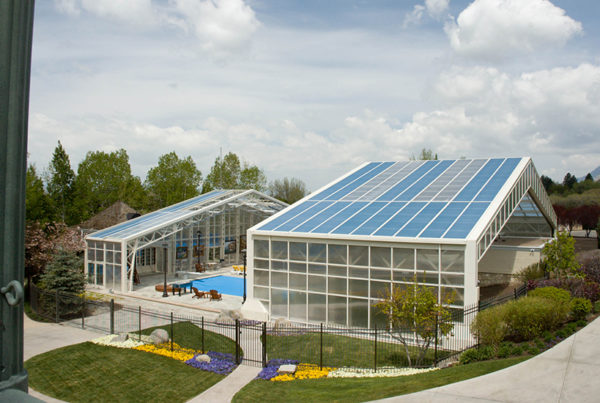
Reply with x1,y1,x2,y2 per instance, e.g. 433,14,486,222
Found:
54,0,80,16
403,5,425,28
403,0,449,27
445,0,582,60
425,0,450,19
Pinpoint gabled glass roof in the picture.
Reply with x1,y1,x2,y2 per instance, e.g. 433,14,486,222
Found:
256,158,524,240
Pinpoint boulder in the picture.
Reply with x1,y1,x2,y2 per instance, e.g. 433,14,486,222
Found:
150,329,170,345
278,364,297,375
195,354,211,363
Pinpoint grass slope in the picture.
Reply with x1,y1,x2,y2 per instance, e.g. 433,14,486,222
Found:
233,357,529,403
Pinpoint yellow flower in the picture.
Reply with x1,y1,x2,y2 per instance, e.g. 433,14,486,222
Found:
270,363,336,381
133,342,197,362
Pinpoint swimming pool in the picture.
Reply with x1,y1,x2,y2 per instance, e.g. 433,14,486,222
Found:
180,275,245,297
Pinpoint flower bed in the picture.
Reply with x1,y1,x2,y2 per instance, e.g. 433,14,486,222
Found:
133,342,197,362
90,334,149,349
185,351,237,375
327,366,438,378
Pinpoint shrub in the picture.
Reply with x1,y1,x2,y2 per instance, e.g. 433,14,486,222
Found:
459,348,480,365
528,286,571,305
503,296,568,341
555,329,567,339
570,298,592,320
579,254,600,284
471,304,507,350
497,344,511,358
531,278,600,302
511,345,523,356
527,346,540,355
576,319,587,327
535,339,545,350
595,300,600,313
514,261,547,282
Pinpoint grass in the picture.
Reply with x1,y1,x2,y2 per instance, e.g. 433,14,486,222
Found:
138,321,239,355
233,356,529,403
26,342,224,403
266,332,451,368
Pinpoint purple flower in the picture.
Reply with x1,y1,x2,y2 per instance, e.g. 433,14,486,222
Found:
185,351,237,375
255,358,300,380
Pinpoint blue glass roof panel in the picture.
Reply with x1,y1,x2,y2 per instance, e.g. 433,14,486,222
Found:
310,202,369,234
376,161,440,202
444,202,490,238
352,202,407,235
396,202,446,237
325,162,395,201
395,160,454,201
310,162,381,201
453,159,504,202
373,202,426,236
272,201,334,232
330,202,387,235
434,159,487,201
419,202,469,238
474,158,521,202
291,202,351,233
257,200,319,231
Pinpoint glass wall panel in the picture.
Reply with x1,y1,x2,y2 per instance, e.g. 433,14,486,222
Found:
349,267,368,278
349,245,368,266
417,249,439,272
309,243,326,263
271,241,288,260
115,252,122,263
255,240,269,258
272,272,288,288
371,269,391,281
254,270,269,286
114,265,121,290
349,279,368,297
416,271,439,285
308,293,326,322
289,291,307,321
441,273,464,286
290,273,306,290
97,264,103,284
328,277,347,295
370,303,388,329
393,248,413,269
290,262,307,273
441,249,464,273
393,270,415,282
105,264,113,288
371,247,391,268
106,251,113,262
271,289,288,317
87,263,94,283
96,249,104,262
328,265,346,277
328,295,347,326
328,244,347,264
290,242,307,261
254,286,269,300
271,260,288,271
370,281,390,299
348,298,369,327
308,275,326,292
254,259,269,269
442,287,464,305
308,264,326,274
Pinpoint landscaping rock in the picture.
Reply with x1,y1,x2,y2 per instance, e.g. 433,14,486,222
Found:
113,333,129,343
195,354,211,363
150,329,169,344
278,364,297,374
216,309,244,323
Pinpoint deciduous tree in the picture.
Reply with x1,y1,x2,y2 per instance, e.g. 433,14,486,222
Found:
202,152,266,192
145,152,202,209
269,177,307,204
543,232,580,278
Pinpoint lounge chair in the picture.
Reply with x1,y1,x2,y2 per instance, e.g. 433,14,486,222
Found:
195,263,205,273
209,289,222,301
192,287,207,299
155,284,174,293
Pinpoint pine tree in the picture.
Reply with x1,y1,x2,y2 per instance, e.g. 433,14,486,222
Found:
47,141,77,224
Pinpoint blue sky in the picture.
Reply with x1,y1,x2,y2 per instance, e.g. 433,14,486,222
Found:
29,0,600,190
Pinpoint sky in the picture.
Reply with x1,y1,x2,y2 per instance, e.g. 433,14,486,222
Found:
28,0,600,191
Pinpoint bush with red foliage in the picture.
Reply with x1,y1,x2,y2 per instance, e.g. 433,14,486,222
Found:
531,278,600,302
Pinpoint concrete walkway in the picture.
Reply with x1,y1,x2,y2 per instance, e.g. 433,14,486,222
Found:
376,315,600,403
189,365,261,403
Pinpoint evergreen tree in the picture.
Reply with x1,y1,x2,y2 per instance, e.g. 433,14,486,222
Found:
145,151,202,209
540,175,554,192
47,141,77,224
39,249,85,294
26,164,53,222
584,173,594,182
563,173,578,189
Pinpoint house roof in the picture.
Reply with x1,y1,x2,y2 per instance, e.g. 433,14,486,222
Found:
79,201,138,231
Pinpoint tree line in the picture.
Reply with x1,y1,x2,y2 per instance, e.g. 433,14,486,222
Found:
26,142,308,226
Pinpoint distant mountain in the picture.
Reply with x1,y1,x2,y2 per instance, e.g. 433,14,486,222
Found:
578,165,600,182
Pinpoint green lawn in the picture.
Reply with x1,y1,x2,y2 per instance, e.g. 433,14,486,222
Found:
266,332,451,368
26,342,223,403
233,357,529,403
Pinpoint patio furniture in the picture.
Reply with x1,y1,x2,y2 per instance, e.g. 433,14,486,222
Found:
155,284,174,293
209,290,222,301
195,263,205,273
192,287,207,299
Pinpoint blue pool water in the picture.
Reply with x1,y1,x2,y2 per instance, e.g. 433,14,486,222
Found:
180,275,244,297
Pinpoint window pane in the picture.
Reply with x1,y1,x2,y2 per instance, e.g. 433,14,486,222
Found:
349,267,368,278
328,244,347,265
393,248,413,269
349,279,368,297
309,243,326,263
97,264,103,284
254,269,269,286
328,295,347,326
271,289,288,317
370,302,388,329
417,249,439,272
290,262,307,273
290,273,306,290
114,265,121,290
289,291,306,321
416,271,439,285
271,260,288,271
328,265,346,277
371,247,391,268
371,269,391,281
349,245,368,266
308,293,326,322
254,259,269,269
271,241,288,260
254,286,269,300
441,249,464,273
105,264,113,288
370,281,390,299
255,240,269,258
87,263,94,283
308,275,326,292
348,298,369,327
308,264,326,275
289,242,307,261
328,277,347,295
393,270,415,283
441,273,464,286
442,287,464,305
272,272,287,288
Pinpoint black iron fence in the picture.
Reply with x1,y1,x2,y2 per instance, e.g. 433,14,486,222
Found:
29,282,528,369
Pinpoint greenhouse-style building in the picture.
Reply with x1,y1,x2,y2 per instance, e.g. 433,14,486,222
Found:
247,158,557,327
85,190,287,293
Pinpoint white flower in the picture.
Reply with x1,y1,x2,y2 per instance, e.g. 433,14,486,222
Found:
327,367,438,378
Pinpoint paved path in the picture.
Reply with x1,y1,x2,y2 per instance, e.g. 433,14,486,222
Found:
376,315,600,403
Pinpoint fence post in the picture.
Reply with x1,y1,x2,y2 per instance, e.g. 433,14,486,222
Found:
201,317,205,353
434,314,439,366
235,319,240,365
55,290,59,323
374,327,378,373
138,306,142,341
320,323,323,371
262,322,267,368
170,312,174,352
81,293,85,329
514,287,517,300
110,299,114,334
